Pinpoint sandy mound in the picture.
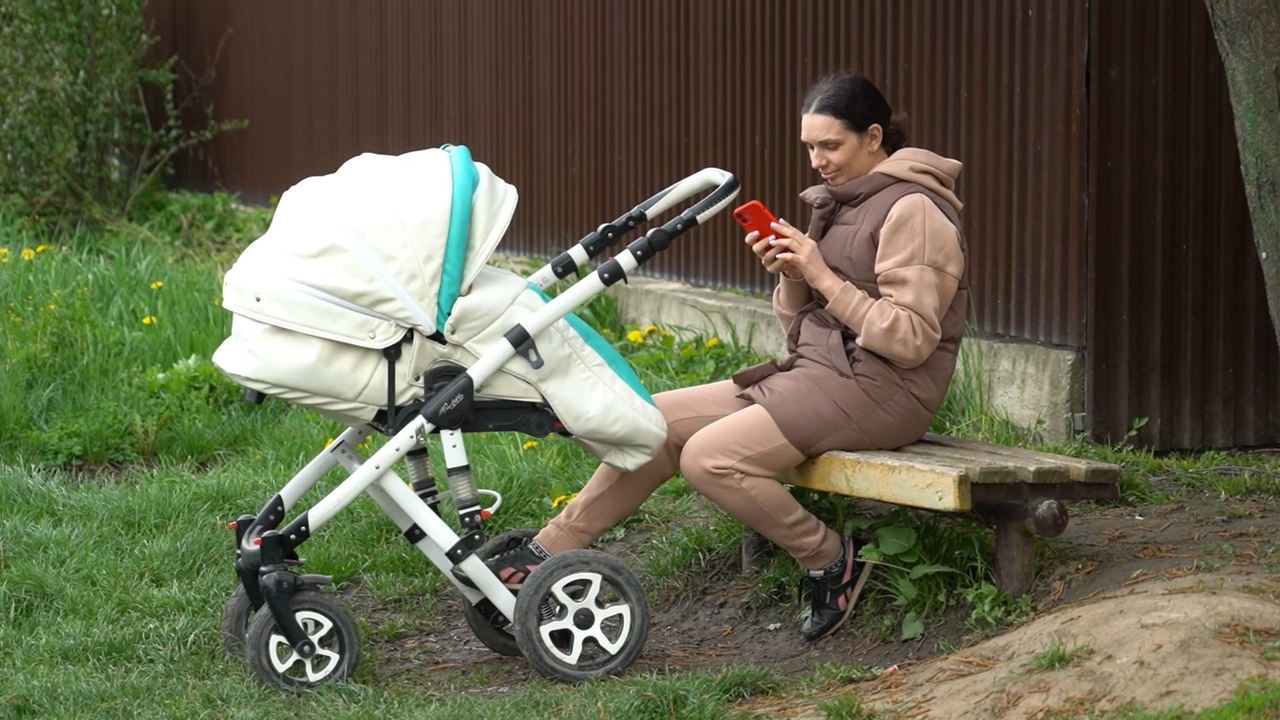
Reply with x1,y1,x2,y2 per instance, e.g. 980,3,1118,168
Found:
838,571,1280,718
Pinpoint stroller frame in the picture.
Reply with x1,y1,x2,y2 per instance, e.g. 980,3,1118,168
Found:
225,168,739,686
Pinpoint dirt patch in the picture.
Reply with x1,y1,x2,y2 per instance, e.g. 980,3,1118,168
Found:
364,494,1280,716
785,572,1280,719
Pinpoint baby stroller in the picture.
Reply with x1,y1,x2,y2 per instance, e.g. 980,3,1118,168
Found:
211,145,739,687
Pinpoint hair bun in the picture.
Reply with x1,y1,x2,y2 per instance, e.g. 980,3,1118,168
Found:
885,111,910,153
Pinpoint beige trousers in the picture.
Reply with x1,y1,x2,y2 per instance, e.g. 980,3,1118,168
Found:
535,380,842,570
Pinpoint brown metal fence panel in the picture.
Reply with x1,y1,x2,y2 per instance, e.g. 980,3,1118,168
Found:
157,0,1088,347
1087,0,1280,448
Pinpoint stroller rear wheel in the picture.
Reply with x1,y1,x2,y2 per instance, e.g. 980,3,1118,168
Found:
462,528,538,657
245,589,359,688
513,550,649,683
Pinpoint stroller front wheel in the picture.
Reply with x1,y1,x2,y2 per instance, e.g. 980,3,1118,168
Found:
513,549,649,683
245,589,360,688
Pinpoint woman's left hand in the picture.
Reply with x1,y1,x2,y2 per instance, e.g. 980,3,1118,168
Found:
767,220,832,284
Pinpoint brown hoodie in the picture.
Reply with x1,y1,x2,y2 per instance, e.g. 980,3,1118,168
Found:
732,148,967,455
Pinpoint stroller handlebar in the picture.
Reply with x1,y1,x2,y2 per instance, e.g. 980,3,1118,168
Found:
640,167,738,221
530,168,739,289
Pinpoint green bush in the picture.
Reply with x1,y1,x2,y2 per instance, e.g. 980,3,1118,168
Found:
0,0,240,224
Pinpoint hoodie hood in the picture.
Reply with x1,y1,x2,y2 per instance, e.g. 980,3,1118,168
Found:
870,148,963,213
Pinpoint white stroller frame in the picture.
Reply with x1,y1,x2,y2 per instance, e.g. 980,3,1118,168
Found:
224,166,739,686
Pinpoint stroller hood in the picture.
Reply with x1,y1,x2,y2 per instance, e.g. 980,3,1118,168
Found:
222,146,518,345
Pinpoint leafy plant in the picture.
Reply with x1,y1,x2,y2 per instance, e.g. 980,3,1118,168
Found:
855,519,959,640
836,508,992,640
0,0,243,225
963,582,1032,632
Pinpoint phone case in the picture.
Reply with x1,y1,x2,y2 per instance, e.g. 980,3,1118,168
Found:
732,200,780,239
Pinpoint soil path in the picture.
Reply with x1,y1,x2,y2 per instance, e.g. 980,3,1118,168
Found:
370,496,1280,718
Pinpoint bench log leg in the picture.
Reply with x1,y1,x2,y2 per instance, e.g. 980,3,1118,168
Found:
976,499,1069,597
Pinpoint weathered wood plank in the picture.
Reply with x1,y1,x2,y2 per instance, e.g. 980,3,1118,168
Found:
782,450,986,512
896,442,1071,484
921,433,1120,483
970,481,1121,504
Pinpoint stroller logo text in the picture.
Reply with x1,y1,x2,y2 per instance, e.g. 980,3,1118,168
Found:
441,393,465,412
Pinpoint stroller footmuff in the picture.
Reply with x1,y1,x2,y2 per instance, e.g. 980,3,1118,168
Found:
211,145,738,686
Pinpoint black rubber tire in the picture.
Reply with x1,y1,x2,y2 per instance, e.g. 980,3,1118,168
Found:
462,528,538,657
513,549,649,683
220,585,255,657
245,589,359,688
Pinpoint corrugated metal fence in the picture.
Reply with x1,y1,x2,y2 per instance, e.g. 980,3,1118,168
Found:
149,0,1277,449
1087,1,1278,448
153,0,1090,346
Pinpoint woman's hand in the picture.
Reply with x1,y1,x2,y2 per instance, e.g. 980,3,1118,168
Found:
763,219,834,285
744,229,799,279
747,221,808,280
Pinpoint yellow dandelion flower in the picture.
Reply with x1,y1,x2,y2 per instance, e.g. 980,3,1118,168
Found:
551,492,578,508
661,329,672,337
20,248,35,261
141,315,157,325
35,245,48,253
324,437,335,447
0,247,7,256
522,440,539,451
644,325,659,335
1,257,7,264
705,337,721,348
47,304,55,311
150,280,164,290
626,330,644,343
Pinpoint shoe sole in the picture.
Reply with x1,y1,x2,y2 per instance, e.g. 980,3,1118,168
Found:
812,560,874,640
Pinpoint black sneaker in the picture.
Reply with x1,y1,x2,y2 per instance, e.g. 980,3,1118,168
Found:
801,534,873,641
454,538,550,590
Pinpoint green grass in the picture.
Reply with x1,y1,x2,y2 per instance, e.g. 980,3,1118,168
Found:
4,192,1280,718
1023,636,1094,672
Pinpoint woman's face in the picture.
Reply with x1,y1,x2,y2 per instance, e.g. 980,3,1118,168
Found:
800,113,884,186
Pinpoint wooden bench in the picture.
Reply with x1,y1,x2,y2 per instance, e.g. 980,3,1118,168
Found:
741,433,1122,596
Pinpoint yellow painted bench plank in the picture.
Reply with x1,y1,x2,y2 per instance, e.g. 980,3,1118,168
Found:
779,437,1120,514
781,450,1000,512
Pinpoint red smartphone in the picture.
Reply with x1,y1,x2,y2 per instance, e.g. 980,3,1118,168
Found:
732,200,780,239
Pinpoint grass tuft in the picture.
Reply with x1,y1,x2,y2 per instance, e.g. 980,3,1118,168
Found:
1023,635,1094,672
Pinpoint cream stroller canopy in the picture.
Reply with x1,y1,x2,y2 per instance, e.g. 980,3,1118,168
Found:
214,146,675,470
220,145,518,346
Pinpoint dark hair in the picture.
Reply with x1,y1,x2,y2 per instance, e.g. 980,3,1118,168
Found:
801,73,909,154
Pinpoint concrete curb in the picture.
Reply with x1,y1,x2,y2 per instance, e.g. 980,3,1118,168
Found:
611,275,1084,443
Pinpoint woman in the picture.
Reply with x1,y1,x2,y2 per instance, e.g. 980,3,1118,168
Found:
478,72,967,641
